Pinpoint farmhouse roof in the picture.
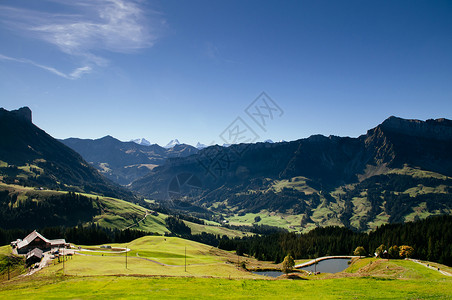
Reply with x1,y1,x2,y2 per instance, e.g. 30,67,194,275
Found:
26,248,43,260
17,230,66,250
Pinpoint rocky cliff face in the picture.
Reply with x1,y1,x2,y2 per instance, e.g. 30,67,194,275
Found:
366,117,452,177
380,116,452,140
0,106,32,123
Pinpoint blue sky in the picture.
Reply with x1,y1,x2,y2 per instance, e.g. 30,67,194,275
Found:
1,0,451,146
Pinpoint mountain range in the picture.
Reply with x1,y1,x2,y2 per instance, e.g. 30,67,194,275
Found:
2,106,451,233
129,116,452,230
61,136,198,185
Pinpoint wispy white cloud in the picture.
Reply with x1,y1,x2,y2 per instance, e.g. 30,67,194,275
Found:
0,0,161,79
204,42,236,64
0,53,91,79
69,66,93,79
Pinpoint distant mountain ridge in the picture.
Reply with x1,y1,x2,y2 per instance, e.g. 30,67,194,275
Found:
61,136,198,185
0,107,134,200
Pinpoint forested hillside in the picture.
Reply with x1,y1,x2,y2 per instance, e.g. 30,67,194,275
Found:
219,215,452,266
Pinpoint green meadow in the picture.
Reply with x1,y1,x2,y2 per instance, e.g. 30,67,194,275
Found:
0,183,251,238
64,236,254,278
1,266,451,299
1,236,451,299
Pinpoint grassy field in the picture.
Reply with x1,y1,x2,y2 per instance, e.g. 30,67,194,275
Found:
226,211,303,230
1,259,451,299
1,236,451,299
184,220,251,238
0,275,450,299
53,236,258,278
270,176,317,194
389,165,452,180
0,245,11,256
0,183,252,238
226,208,344,233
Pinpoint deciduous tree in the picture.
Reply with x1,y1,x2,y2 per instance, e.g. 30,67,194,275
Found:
399,245,414,258
282,254,295,274
354,246,366,258
388,245,399,259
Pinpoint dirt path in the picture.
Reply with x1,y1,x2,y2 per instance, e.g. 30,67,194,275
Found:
77,247,130,254
124,211,149,230
22,249,76,277
409,259,452,277
135,252,168,266
22,252,51,276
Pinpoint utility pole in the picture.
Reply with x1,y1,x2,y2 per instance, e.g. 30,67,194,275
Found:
63,248,65,275
184,246,187,272
314,258,316,274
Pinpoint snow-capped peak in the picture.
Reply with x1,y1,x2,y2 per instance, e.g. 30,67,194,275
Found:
264,139,274,143
131,138,151,146
196,142,207,149
164,139,181,148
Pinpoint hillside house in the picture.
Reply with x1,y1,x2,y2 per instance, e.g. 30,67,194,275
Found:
13,230,68,254
26,248,43,265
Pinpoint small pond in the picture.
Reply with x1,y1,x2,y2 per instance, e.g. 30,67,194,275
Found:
300,258,351,274
251,271,285,278
252,258,351,277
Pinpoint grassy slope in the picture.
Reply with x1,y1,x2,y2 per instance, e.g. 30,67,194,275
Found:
0,245,11,256
45,236,255,278
0,182,161,232
0,245,26,282
185,220,252,238
0,183,250,237
1,251,451,299
223,166,452,233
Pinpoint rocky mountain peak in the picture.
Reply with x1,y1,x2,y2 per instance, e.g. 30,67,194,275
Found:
0,106,32,123
380,116,452,140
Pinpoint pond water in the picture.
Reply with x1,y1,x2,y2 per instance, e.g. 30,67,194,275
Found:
300,258,351,274
252,258,351,277
252,270,285,278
